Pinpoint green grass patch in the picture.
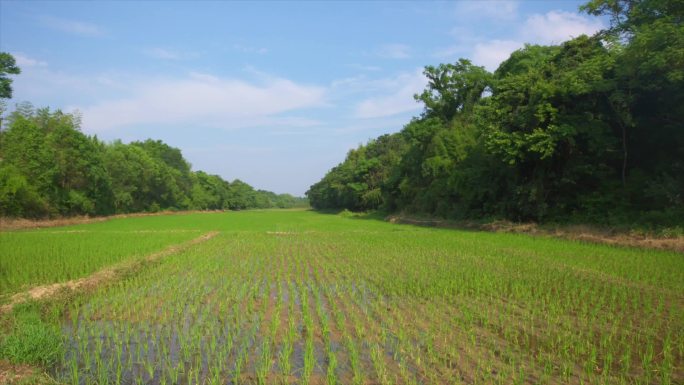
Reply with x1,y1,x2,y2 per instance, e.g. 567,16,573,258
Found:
0,302,64,367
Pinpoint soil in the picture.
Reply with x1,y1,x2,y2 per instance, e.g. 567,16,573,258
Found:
0,360,54,385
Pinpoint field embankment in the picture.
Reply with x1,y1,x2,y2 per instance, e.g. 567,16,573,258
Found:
0,210,229,231
387,215,684,253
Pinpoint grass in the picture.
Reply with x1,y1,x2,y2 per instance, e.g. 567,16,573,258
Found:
0,209,682,384
0,302,64,367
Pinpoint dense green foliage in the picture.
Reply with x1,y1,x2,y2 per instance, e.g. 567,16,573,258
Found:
0,52,20,100
2,210,681,383
0,102,307,218
308,0,683,225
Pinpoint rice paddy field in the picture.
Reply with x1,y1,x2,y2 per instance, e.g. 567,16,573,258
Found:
0,230,201,300
1,209,683,384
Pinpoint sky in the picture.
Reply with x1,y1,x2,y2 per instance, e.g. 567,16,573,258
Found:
0,0,605,196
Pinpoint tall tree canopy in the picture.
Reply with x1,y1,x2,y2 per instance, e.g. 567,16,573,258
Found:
0,53,20,99
308,0,683,226
0,106,307,218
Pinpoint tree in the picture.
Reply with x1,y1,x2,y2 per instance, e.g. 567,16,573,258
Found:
306,133,407,211
581,0,683,37
0,164,48,217
582,0,684,208
1,108,115,216
1,100,302,218
414,59,492,122
0,53,20,99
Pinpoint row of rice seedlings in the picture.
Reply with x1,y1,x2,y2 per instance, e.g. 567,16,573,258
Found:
323,234,547,382
308,252,401,385
323,280,364,385
255,273,280,385
48,222,683,384
56,234,274,385
365,266,514,384
322,231,683,384
310,276,338,385
328,253,436,384
299,277,316,385
340,237,576,381
278,279,297,383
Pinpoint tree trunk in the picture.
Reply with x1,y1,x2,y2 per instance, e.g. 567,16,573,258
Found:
621,123,627,188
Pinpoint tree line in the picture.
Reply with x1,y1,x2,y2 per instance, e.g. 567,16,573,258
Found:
307,0,683,226
0,102,307,218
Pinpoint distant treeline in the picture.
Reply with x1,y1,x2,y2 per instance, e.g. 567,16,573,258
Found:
0,104,307,218
307,0,683,226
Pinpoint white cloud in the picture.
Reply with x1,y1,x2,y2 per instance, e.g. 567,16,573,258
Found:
454,1,519,20
523,11,604,45
348,64,382,72
12,53,47,67
213,116,323,131
331,115,411,135
449,11,603,72
472,40,523,72
145,48,181,60
433,25,482,60
433,45,467,59
76,72,326,132
38,15,104,37
10,66,109,103
331,75,367,89
143,48,201,61
354,70,426,119
233,44,269,55
376,44,412,59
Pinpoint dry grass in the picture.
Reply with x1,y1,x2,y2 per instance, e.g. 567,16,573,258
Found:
0,210,226,231
387,215,684,253
0,360,56,385
0,216,111,231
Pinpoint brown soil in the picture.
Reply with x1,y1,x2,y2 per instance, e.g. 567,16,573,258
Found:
0,231,219,314
0,360,55,385
387,216,684,253
0,210,226,231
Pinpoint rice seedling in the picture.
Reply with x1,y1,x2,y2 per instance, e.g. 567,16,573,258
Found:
0,210,680,384
0,230,199,298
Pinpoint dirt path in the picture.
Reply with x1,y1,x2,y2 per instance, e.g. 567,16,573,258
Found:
0,231,219,314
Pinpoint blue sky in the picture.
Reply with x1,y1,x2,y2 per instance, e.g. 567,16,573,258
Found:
0,0,604,196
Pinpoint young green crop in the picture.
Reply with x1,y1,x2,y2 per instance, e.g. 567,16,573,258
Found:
0,209,681,384
0,229,199,298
